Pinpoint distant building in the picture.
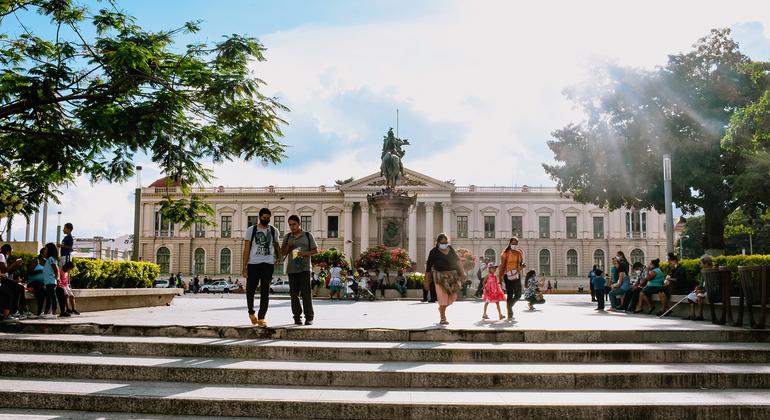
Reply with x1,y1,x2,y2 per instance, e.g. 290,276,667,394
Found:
72,234,133,261
136,168,667,280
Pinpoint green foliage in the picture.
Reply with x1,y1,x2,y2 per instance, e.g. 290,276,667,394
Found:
543,28,769,251
6,252,38,281
69,259,160,288
356,245,412,273
660,254,770,289
406,272,424,289
0,0,287,226
312,249,350,271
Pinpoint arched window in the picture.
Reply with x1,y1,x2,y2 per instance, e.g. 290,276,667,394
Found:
593,249,605,272
484,248,496,264
156,247,171,274
566,249,578,276
630,249,645,266
539,249,551,276
220,248,231,274
194,248,205,275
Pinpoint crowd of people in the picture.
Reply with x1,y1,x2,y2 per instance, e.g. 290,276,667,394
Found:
588,251,709,320
0,223,80,321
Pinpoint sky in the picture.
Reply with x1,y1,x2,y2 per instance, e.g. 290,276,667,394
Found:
6,0,770,241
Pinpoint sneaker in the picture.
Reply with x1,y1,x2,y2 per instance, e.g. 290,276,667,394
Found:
256,319,268,328
304,319,313,326
694,316,705,321
59,312,71,318
293,318,302,325
71,309,80,315
248,313,258,325
482,314,489,320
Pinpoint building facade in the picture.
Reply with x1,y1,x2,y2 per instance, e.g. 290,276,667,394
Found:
136,168,667,280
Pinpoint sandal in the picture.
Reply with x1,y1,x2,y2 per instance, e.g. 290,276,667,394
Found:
482,314,489,320
439,319,449,325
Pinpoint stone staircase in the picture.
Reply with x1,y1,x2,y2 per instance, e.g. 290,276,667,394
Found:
0,324,769,419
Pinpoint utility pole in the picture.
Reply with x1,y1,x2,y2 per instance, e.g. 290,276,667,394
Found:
663,154,674,254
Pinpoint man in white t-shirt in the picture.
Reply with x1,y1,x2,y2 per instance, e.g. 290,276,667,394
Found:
241,208,281,327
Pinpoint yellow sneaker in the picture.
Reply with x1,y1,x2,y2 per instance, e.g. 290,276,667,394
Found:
248,314,258,325
256,319,268,328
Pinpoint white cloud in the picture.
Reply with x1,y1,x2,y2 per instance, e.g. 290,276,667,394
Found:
10,0,770,239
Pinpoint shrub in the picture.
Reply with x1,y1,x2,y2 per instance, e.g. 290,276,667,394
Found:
68,259,159,288
659,254,770,294
407,272,424,289
312,249,350,271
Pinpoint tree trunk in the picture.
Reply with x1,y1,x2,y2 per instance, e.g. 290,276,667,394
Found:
702,204,727,255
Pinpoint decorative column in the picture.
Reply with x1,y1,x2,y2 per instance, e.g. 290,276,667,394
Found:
33,211,39,242
41,202,48,244
343,202,354,259
424,202,435,258
360,202,370,251
408,204,417,262
442,202,452,237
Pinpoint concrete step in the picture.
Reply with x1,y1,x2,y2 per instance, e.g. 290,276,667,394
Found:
2,334,769,363
3,321,769,343
1,378,769,419
3,352,770,389
0,408,250,420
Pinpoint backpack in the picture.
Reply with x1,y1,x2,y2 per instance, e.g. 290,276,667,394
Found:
250,224,278,248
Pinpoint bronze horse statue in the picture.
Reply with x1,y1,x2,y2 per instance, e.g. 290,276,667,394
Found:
380,128,409,190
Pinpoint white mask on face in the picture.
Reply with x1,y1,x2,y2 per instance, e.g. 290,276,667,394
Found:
439,243,450,250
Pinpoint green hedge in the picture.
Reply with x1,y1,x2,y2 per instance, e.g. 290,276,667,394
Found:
6,253,160,289
659,254,770,293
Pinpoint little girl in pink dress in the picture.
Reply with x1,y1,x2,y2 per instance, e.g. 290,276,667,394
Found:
482,264,506,320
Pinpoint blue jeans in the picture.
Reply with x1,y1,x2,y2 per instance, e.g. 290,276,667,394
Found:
596,288,605,310
609,288,628,309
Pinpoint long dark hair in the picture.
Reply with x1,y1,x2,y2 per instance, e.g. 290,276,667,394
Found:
504,237,519,253
434,233,448,249
44,242,58,260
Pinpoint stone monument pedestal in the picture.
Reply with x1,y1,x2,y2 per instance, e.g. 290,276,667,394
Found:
368,190,416,249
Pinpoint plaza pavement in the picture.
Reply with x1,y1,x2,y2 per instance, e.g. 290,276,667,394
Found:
19,293,740,332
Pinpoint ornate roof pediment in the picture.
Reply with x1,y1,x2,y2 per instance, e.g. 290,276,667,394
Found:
534,206,554,214
324,205,343,213
271,206,290,214
217,206,236,213
296,205,317,214
507,206,527,215
452,205,472,214
561,206,582,214
338,167,455,192
243,205,261,213
480,206,500,214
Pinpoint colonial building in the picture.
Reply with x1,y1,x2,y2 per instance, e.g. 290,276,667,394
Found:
136,168,666,280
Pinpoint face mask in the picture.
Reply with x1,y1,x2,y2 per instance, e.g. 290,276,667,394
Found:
439,243,450,250
259,219,269,226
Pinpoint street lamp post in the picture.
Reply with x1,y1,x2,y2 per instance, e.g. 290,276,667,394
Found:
680,235,688,259
663,154,674,254
56,211,62,245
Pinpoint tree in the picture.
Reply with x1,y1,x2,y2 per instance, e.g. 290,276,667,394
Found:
0,0,287,228
544,29,767,253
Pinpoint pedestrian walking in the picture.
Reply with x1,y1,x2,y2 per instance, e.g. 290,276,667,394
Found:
241,208,282,328
425,233,464,325
481,263,505,320
281,215,319,325
592,269,607,311
497,237,525,321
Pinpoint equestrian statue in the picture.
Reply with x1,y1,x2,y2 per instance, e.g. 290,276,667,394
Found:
380,128,409,191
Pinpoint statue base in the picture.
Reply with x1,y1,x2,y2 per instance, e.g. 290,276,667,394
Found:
368,189,416,249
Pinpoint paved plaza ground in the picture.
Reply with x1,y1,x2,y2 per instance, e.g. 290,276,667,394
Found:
20,293,740,332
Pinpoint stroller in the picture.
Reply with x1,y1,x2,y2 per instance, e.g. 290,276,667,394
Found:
353,279,376,301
